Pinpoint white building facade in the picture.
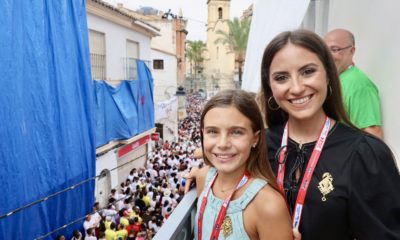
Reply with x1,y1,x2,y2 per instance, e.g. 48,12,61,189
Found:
151,48,179,143
87,0,159,206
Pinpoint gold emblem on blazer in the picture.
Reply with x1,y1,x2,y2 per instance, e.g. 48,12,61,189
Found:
318,172,334,201
222,215,233,238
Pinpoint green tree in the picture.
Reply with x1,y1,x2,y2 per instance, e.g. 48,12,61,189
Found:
186,40,207,79
214,17,251,87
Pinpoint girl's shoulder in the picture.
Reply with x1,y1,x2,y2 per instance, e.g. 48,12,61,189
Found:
245,184,292,239
251,184,287,217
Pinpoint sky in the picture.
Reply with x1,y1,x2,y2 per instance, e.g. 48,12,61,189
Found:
104,0,255,41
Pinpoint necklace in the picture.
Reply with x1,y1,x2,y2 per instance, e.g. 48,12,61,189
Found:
198,171,250,240
219,185,236,193
215,178,239,193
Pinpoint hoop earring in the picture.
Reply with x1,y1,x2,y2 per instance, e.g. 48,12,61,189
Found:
328,85,333,97
268,97,280,111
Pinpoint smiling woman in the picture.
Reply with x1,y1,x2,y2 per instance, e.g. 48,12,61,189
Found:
269,43,329,130
191,89,293,240
261,29,400,240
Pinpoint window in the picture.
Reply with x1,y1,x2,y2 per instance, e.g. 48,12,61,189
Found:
218,7,223,19
153,59,164,70
125,40,139,79
89,30,106,80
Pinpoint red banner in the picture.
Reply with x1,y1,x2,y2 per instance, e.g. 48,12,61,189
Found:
118,135,150,158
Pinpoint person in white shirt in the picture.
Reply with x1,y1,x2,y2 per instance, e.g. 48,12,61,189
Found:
148,216,158,231
83,215,95,232
102,205,117,222
84,228,97,240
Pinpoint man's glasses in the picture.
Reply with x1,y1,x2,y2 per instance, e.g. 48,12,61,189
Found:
329,45,353,53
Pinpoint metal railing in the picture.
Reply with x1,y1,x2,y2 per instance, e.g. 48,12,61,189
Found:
90,53,106,80
123,57,138,80
153,188,198,240
122,58,152,80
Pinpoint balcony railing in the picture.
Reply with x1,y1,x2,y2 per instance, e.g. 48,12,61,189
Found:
90,53,106,80
122,58,151,80
153,188,197,240
123,57,138,80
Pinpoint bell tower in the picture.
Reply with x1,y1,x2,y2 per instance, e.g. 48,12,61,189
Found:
204,0,235,91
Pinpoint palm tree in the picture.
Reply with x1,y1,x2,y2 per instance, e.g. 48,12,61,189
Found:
186,40,207,79
214,17,251,88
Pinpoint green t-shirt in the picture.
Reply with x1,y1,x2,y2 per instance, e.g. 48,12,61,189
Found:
340,66,382,128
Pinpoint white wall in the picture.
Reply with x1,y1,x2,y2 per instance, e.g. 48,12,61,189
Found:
327,0,400,164
96,150,119,189
155,97,179,143
151,49,179,142
87,14,152,80
150,20,176,55
151,49,178,102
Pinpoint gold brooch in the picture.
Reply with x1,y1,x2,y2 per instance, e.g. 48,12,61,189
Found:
318,172,334,201
222,215,233,238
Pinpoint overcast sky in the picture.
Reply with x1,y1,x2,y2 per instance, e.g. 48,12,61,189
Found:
104,0,255,41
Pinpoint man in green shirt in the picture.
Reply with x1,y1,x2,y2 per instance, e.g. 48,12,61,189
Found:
324,29,383,139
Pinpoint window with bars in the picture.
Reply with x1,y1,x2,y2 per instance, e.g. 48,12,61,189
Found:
125,40,139,79
125,57,137,80
89,30,106,80
153,59,164,70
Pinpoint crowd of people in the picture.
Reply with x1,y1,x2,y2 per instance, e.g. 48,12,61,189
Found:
56,95,206,240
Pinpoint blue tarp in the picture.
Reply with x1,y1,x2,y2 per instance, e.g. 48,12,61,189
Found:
94,60,155,147
0,0,95,239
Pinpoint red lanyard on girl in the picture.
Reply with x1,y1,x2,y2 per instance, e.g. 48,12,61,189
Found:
276,117,331,229
198,171,250,240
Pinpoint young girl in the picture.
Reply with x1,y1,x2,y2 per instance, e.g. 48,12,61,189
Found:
192,89,292,240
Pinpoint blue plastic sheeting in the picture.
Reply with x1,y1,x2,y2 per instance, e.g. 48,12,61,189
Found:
94,60,155,147
0,0,95,239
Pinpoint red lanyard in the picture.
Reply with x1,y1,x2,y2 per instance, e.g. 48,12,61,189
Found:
198,171,250,240
276,117,331,229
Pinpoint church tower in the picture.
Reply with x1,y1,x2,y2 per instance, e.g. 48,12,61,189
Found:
204,0,235,92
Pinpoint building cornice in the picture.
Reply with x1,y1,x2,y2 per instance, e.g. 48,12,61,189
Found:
207,0,230,4
87,0,160,37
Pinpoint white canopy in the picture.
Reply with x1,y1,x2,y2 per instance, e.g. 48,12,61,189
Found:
241,0,311,93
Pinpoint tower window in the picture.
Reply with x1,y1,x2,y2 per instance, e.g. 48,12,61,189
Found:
218,7,223,19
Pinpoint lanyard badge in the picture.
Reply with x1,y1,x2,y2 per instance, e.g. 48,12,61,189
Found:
276,117,331,229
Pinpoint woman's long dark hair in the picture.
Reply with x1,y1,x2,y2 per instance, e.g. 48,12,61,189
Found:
261,29,354,128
